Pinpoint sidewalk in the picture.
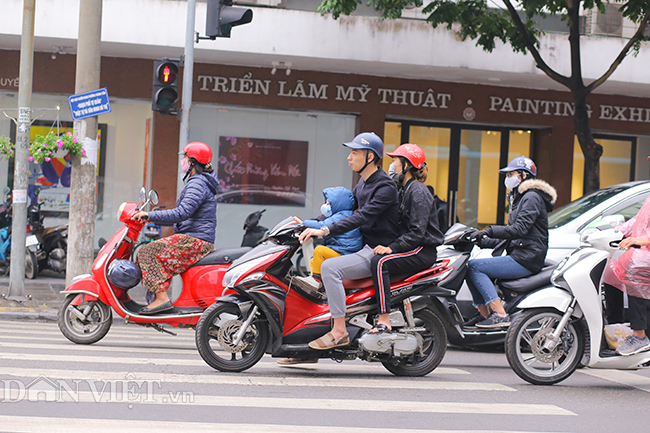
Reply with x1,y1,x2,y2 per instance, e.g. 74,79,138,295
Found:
0,270,66,321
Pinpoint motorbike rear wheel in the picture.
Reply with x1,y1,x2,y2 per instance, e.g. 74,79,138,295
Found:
58,295,112,344
505,308,585,385
196,302,270,372
382,308,447,377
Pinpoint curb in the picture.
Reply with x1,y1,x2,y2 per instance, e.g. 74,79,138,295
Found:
0,311,58,321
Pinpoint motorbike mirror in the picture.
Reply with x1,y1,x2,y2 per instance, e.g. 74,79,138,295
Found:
98,238,107,248
148,190,159,206
138,187,146,204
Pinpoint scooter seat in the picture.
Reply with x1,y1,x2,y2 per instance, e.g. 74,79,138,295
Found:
498,264,556,293
343,277,374,293
191,247,252,267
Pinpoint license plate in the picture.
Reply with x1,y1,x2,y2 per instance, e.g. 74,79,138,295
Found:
26,235,39,247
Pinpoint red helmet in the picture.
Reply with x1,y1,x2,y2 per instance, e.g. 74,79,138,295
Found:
179,142,212,165
386,143,426,169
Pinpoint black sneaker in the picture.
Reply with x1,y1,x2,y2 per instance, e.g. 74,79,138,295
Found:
463,314,487,328
476,313,510,328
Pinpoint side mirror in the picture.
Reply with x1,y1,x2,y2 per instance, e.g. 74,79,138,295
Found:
98,238,107,248
139,187,146,203
149,190,159,206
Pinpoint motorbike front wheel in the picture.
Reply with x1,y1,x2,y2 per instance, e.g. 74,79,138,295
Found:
505,308,585,385
382,308,448,377
57,295,112,344
195,302,270,373
25,250,38,279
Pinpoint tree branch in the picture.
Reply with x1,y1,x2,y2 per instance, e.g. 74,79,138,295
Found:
585,13,650,95
501,0,571,87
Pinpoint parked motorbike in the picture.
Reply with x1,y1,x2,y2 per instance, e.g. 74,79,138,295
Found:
0,188,39,279
195,216,451,376
27,189,68,276
504,225,650,385
241,209,267,247
428,224,557,350
57,188,251,344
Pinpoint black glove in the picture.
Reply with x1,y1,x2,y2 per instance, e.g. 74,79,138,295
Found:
470,229,488,243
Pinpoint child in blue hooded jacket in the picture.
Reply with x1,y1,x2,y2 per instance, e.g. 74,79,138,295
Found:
293,186,363,292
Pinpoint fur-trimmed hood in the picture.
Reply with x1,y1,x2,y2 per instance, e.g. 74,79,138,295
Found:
517,179,557,212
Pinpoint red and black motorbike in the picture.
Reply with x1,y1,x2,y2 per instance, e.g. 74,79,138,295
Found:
57,188,250,344
195,217,455,376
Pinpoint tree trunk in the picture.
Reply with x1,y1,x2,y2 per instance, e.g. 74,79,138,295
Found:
573,93,602,195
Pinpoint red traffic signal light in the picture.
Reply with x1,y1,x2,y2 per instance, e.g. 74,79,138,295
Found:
152,60,180,114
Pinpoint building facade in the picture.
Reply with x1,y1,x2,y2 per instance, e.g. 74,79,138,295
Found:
1,1,649,247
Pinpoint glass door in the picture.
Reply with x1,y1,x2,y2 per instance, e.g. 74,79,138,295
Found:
385,121,533,229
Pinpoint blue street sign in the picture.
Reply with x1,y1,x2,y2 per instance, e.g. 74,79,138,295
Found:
68,88,112,121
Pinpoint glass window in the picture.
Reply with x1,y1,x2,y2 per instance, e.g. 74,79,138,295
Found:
508,130,532,161
458,130,501,227
603,193,650,222
571,136,633,200
548,184,630,229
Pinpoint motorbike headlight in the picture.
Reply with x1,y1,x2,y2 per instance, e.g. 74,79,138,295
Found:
117,202,126,220
223,255,270,288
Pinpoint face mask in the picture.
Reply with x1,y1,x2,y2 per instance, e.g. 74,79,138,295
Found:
321,203,332,218
505,175,521,191
181,158,190,173
388,163,401,183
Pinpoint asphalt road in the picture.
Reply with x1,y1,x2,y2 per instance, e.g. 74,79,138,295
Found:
0,319,649,433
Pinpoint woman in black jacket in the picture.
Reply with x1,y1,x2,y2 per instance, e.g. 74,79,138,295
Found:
369,143,444,333
467,156,557,328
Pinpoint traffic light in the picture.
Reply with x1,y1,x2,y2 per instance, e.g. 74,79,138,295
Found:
206,0,253,39
152,59,180,114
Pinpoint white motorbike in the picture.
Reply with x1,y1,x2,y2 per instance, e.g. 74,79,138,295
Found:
504,225,650,385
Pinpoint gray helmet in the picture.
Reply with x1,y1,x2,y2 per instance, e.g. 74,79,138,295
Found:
108,259,142,290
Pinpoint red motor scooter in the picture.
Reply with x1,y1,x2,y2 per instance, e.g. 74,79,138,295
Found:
195,217,456,376
57,188,251,344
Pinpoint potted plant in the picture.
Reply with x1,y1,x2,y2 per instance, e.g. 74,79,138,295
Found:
30,131,86,164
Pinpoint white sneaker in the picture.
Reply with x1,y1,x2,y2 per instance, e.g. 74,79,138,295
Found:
293,276,322,291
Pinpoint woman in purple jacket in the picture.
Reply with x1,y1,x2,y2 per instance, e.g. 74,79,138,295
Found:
132,142,219,315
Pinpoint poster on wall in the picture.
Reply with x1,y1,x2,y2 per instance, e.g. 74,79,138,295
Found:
217,136,308,206
8,120,107,216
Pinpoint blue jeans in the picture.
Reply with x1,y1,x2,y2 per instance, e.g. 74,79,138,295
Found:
466,256,532,307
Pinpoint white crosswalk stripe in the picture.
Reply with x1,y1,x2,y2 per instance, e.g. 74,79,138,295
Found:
0,319,578,431
0,416,571,433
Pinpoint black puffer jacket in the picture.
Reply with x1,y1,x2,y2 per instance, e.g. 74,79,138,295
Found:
481,179,557,274
328,168,399,248
388,178,444,253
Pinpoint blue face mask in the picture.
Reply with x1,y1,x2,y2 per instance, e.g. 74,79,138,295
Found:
321,203,332,218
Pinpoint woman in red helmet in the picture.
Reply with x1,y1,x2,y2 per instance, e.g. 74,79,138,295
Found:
132,142,219,314
369,143,445,333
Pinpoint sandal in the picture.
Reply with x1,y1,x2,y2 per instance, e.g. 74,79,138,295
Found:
368,323,391,334
308,332,350,350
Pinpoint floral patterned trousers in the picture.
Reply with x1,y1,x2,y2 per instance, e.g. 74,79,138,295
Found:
136,234,214,293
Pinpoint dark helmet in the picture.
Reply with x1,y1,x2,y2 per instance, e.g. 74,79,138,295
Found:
179,142,212,165
342,132,384,160
499,156,537,177
107,259,142,290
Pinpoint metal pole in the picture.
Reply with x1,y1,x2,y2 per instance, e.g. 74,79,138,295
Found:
7,0,35,301
66,0,102,287
179,0,196,150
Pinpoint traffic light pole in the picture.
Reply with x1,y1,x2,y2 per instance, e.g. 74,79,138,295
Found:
7,0,35,301
66,0,102,287
179,0,196,151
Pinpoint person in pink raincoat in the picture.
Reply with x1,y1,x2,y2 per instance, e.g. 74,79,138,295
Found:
603,173,650,356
